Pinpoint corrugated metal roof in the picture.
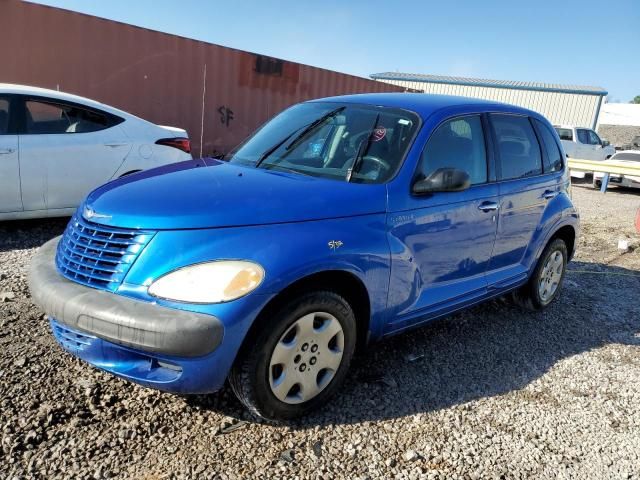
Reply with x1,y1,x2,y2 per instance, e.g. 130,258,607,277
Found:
370,72,607,96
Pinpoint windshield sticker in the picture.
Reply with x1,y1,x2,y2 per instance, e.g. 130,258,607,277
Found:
371,127,386,142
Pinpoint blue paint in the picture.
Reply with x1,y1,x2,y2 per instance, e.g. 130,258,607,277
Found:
48,93,579,394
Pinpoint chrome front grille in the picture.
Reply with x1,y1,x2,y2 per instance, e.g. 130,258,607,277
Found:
55,214,154,291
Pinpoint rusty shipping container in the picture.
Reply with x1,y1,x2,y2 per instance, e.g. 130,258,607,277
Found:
1,0,409,155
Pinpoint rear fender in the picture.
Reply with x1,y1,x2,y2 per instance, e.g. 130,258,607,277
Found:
522,192,579,274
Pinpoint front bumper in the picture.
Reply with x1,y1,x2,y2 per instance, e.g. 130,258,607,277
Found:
29,237,238,393
29,237,223,357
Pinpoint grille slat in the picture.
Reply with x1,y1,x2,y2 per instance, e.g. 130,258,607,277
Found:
61,240,130,265
68,228,149,246
58,247,125,274
65,234,130,256
56,213,154,291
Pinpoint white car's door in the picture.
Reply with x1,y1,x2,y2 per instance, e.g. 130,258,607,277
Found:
576,128,597,160
18,97,131,211
0,96,22,213
587,129,608,160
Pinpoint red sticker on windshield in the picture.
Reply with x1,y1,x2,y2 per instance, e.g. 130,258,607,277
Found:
371,127,386,142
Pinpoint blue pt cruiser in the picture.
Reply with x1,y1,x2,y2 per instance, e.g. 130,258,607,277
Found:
30,94,579,420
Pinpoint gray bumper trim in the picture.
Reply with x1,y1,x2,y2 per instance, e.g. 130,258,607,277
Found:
29,237,223,357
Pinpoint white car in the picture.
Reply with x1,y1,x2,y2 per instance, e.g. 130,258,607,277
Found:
593,151,640,189
554,125,615,179
0,84,192,220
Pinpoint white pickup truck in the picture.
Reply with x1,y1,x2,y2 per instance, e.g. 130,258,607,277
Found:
554,125,615,178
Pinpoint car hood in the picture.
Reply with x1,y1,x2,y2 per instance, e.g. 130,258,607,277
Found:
84,159,387,230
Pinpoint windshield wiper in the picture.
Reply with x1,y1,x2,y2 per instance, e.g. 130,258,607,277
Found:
254,130,299,168
255,106,346,168
345,113,380,182
284,106,345,152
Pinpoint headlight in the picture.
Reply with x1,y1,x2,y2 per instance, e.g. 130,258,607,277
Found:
148,261,265,303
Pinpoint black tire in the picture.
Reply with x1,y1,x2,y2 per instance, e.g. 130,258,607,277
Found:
229,291,357,420
593,179,602,189
512,238,568,311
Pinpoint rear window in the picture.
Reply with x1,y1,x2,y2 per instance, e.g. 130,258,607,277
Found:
491,114,542,180
534,119,563,173
24,98,123,134
554,127,573,141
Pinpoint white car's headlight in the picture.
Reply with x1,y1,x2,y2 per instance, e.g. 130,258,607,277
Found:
148,261,265,303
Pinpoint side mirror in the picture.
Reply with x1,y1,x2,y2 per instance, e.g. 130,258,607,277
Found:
601,140,610,147
412,168,471,195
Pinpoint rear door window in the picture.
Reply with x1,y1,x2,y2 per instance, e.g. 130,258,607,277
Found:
491,114,542,180
554,127,573,141
534,119,563,173
0,98,9,134
24,98,121,134
418,115,488,185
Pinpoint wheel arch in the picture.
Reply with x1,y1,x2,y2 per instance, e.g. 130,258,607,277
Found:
237,269,372,362
548,224,576,261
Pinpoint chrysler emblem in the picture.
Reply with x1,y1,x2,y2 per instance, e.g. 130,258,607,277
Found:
83,206,111,220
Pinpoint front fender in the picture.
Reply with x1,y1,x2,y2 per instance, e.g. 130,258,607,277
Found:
121,213,390,345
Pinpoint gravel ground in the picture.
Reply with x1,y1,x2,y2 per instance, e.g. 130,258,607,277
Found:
1,181,639,480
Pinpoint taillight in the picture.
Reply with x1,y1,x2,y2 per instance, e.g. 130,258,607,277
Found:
156,137,191,154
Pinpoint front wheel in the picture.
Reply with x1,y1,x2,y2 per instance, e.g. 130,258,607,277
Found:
513,238,568,310
229,291,356,420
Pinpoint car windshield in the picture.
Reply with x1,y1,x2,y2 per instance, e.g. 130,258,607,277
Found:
612,152,640,162
227,102,420,183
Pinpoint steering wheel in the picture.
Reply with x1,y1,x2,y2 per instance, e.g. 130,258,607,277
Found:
358,155,390,174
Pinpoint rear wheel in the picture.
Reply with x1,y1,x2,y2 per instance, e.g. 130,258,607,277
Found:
513,238,567,310
229,291,356,420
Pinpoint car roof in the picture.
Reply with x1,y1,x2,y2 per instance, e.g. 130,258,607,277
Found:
309,92,538,120
0,83,139,121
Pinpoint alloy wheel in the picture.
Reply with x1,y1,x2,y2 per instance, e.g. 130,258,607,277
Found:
268,312,344,404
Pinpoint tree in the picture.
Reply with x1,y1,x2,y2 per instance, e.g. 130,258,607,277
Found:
632,95,640,104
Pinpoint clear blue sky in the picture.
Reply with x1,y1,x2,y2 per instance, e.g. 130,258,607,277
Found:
31,0,639,101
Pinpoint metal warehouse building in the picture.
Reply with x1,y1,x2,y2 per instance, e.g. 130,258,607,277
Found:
371,72,608,129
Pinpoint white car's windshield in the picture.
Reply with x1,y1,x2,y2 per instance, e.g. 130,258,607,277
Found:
612,152,640,162
227,102,420,183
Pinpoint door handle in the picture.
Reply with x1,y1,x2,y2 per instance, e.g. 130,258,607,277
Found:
0,148,15,154
542,190,558,200
478,201,499,212
104,143,128,148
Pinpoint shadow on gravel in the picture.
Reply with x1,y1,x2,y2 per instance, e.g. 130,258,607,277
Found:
187,260,640,427
0,218,68,253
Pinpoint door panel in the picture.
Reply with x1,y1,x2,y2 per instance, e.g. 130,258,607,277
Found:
0,134,21,213
19,127,130,211
0,96,21,213
576,128,595,160
386,114,498,331
487,175,558,287
487,114,558,288
387,184,499,329
18,96,131,211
